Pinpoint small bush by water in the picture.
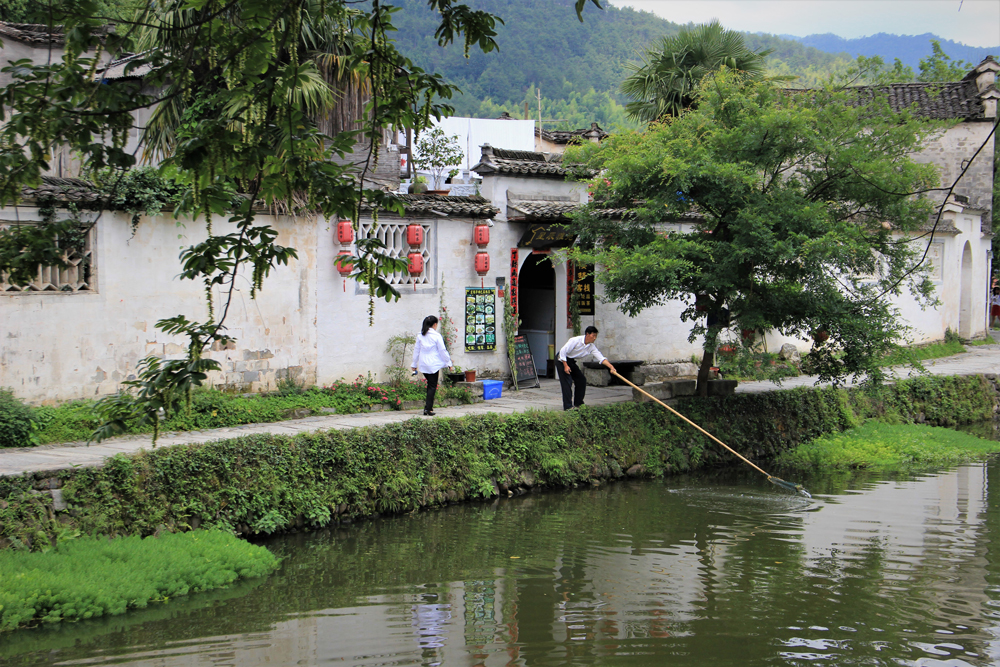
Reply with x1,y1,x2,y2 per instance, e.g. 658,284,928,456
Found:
776,421,1000,470
0,531,278,632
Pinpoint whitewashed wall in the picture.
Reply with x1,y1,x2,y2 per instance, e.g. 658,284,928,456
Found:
0,207,318,405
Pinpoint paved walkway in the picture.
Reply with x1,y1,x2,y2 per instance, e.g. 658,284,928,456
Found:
3,345,999,478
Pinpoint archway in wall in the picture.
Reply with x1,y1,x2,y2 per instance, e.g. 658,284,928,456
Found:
960,241,973,338
518,253,556,375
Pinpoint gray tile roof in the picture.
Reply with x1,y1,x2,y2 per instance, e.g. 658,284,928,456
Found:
536,122,608,145
858,79,989,120
0,22,66,45
19,176,104,203
0,21,112,46
507,200,579,221
384,194,498,218
472,145,590,179
96,51,156,81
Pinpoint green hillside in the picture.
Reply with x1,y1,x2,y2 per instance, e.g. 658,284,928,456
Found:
388,0,855,129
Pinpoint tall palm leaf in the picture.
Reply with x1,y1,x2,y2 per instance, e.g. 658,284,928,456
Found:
622,20,771,123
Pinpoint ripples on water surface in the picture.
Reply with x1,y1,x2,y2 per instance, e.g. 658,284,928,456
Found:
6,462,1000,666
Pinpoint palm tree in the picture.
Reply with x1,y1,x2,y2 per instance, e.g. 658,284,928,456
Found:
621,20,771,123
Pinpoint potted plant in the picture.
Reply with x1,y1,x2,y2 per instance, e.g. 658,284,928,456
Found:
412,127,463,193
464,368,477,383
446,366,465,384
407,175,428,194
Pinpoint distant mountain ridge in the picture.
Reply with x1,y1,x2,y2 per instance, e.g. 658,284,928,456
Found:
778,33,999,69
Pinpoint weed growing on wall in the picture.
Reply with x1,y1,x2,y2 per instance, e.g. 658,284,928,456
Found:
0,531,278,632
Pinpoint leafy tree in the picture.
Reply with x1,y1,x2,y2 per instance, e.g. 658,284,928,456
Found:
917,39,973,82
0,0,599,440
620,20,771,123
567,70,945,395
412,126,464,189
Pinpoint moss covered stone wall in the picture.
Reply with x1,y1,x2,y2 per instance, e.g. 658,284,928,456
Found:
1,375,997,550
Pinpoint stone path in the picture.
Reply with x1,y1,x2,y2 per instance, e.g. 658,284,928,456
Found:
3,345,999,478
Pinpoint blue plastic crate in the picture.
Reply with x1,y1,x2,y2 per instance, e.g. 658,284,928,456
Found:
481,379,503,400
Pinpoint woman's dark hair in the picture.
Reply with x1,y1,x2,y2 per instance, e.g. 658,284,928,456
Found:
421,315,439,336
585,325,599,335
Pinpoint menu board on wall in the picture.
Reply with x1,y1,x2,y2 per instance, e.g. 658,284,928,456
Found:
511,334,540,388
465,287,497,352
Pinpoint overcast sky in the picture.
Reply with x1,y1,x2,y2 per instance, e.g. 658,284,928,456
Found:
607,0,1000,48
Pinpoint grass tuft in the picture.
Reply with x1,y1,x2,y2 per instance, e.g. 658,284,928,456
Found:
775,421,1000,471
0,531,278,632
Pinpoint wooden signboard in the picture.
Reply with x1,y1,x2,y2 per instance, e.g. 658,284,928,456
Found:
511,333,540,388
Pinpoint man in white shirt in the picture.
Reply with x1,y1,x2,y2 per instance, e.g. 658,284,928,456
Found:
557,326,616,411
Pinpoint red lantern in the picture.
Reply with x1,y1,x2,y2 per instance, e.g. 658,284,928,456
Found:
474,224,490,248
406,224,424,247
408,252,424,276
335,250,353,276
336,220,354,245
475,251,490,276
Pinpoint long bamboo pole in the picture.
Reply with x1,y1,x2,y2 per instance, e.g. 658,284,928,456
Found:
611,370,807,495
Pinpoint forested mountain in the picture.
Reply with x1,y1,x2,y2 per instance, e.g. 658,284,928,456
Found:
781,33,999,70
389,0,859,129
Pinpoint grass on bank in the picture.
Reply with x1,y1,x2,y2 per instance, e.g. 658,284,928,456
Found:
2,376,474,447
0,531,279,633
775,421,1000,471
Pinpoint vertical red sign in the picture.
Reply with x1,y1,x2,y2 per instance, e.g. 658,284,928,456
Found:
509,248,519,315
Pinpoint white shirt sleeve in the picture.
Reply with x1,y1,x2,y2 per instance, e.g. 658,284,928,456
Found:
590,345,607,364
435,331,452,368
411,335,422,368
557,336,578,362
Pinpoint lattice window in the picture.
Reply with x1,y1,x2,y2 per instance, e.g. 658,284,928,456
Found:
0,223,96,294
359,220,432,286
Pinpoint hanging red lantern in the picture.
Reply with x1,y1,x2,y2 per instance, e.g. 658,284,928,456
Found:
408,252,424,276
406,224,424,247
474,223,490,248
336,220,354,245
475,251,490,276
335,250,353,276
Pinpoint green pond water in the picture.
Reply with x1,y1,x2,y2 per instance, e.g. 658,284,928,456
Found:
5,459,1000,666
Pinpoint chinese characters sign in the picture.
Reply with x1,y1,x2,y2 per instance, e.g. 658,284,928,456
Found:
567,262,595,327
465,287,497,352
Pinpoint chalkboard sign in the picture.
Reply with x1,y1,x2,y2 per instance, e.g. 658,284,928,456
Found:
511,334,540,388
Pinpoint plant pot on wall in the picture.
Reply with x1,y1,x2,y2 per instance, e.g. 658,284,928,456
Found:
446,372,465,384
464,369,477,382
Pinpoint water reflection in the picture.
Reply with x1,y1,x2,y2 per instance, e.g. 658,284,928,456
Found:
5,461,1000,666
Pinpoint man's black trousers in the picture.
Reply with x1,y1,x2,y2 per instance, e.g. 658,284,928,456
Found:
557,357,586,410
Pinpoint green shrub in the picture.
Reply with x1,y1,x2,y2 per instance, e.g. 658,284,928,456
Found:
0,531,279,632
775,421,1000,470
0,390,35,448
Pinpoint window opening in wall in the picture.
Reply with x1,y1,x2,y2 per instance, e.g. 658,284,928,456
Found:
359,220,432,286
0,222,96,294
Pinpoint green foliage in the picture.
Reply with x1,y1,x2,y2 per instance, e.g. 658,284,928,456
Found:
0,390,36,449
621,20,771,122
384,333,417,388
2,379,471,447
568,70,946,393
502,287,520,389
917,40,973,82
775,421,1000,470
1,375,992,550
0,531,278,632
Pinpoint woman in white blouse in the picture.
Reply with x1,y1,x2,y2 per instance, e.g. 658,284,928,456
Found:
411,315,453,416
